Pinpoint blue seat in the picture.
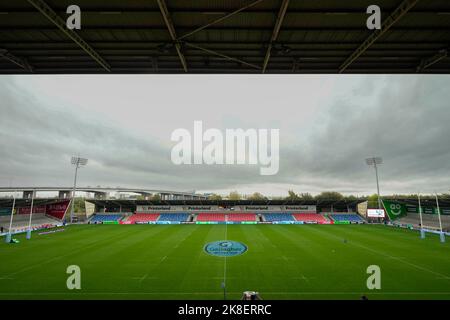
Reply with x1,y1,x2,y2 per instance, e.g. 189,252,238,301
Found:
158,213,190,222
90,214,123,222
263,213,295,221
331,214,364,222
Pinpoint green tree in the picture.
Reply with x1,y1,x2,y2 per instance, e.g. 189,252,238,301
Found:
228,191,242,200
208,193,223,201
298,193,314,201
285,190,300,201
151,194,161,202
315,191,344,201
73,197,85,213
367,193,379,208
247,192,267,201
344,195,358,201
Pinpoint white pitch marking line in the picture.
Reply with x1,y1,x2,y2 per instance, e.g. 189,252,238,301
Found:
131,273,153,283
312,227,450,280
293,274,315,282
1,291,450,296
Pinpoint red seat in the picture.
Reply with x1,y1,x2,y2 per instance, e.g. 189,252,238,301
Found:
197,213,226,221
127,213,160,223
292,213,328,223
227,213,256,221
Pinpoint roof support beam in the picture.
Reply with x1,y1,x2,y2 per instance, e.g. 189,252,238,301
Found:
157,0,188,72
26,0,111,72
184,42,261,70
339,0,419,73
0,49,33,72
416,48,448,72
178,0,266,40
262,0,290,73
1,9,447,14
4,26,447,32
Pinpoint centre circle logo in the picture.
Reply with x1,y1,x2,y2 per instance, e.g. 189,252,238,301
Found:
204,240,247,257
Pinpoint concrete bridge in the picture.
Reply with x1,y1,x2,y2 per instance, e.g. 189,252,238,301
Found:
0,187,207,200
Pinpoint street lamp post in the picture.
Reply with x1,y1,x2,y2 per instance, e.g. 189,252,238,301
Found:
70,156,88,223
366,157,383,209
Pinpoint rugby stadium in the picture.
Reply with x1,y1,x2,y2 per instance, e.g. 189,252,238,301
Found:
1,194,449,300
1,0,450,311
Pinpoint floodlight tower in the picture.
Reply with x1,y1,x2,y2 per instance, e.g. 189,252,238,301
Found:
70,156,88,223
366,157,383,209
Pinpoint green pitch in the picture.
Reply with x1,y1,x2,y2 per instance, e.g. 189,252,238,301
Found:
0,224,449,300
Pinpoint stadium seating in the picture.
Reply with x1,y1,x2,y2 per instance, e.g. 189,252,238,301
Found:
292,213,328,223
0,213,59,232
126,213,160,223
263,213,295,222
196,213,226,222
396,213,450,231
90,214,124,223
227,213,257,222
158,213,190,222
330,214,364,223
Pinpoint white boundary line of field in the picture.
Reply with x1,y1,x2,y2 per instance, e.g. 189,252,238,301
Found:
309,226,450,281
3,227,135,278
0,291,449,296
221,222,228,299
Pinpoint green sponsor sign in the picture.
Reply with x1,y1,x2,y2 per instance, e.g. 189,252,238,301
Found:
382,200,408,220
383,200,448,220
103,221,119,224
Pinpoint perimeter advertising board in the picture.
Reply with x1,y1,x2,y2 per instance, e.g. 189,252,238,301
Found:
367,209,385,218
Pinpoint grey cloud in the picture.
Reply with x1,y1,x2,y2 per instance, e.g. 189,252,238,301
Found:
0,76,449,196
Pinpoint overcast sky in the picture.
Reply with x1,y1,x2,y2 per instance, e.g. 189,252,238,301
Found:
0,75,449,197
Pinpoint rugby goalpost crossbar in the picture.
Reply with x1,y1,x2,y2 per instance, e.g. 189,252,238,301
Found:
417,193,445,243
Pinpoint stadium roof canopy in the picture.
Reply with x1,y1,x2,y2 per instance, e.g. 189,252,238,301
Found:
0,198,65,208
0,0,449,74
384,197,450,207
1,197,449,210
87,199,367,209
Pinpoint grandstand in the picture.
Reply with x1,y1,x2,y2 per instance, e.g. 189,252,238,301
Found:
329,214,365,223
196,213,226,222
227,213,258,222
263,213,295,222
158,213,190,222
395,213,450,232
89,214,124,223
125,213,159,224
0,213,59,233
292,213,329,224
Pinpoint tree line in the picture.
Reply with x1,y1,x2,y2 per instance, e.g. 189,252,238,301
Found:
206,191,450,205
